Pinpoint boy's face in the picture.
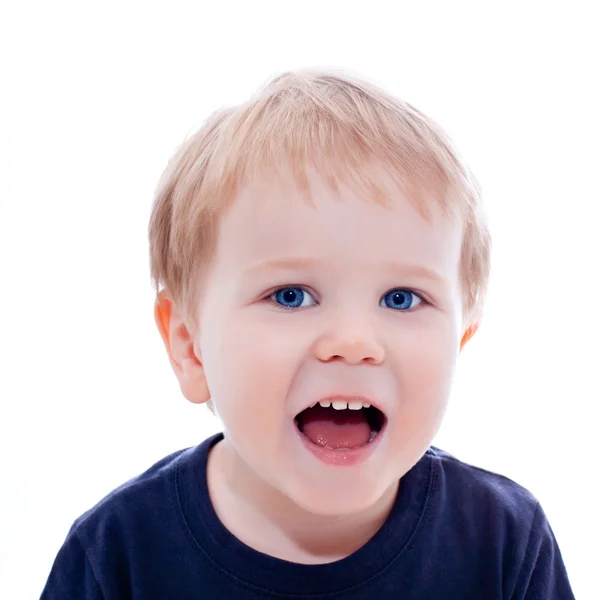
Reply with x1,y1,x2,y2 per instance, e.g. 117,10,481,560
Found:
179,168,466,516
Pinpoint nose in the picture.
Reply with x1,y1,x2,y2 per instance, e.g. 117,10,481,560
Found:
313,314,385,365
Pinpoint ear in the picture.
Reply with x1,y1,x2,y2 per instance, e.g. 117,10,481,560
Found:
154,290,210,405
460,323,479,352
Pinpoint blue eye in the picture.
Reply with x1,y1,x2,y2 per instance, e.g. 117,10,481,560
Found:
380,289,422,311
272,287,315,308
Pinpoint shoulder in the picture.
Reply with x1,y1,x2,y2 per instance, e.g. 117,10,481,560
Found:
69,439,210,552
422,447,575,598
425,446,540,536
79,447,190,520
427,445,539,504
41,437,220,598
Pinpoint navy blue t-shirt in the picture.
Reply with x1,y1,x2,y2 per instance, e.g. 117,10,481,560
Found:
40,433,575,599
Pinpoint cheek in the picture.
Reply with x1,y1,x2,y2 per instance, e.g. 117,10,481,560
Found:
392,318,459,407
385,324,457,451
200,313,308,428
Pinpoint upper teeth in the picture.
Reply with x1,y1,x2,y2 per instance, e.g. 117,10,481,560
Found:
315,400,371,410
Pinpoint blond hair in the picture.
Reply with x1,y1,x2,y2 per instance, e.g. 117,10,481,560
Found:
149,69,491,331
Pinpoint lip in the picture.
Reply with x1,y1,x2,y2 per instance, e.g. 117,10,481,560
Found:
294,411,388,467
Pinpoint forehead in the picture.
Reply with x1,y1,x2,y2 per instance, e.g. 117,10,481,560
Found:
214,169,463,278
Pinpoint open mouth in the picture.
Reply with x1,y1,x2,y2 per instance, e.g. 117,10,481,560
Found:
294,401,387,451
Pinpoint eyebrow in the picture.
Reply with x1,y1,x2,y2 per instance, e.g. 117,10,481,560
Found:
380,260,447,284
246,257,323,273
245,257,447,284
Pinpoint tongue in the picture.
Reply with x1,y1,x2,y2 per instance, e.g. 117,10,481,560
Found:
298,405,371,449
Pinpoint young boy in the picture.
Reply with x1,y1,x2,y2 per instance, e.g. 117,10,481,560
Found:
41,70,576,599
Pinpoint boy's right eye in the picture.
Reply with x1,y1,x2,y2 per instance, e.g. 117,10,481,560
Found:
271,287,316,309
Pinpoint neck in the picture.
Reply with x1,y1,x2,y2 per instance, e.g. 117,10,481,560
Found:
207,438,399,564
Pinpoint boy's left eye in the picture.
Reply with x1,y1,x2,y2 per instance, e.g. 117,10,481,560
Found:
271,287,316,308
379,289,422,311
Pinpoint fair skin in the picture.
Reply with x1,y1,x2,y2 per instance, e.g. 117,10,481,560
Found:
156,167,477,564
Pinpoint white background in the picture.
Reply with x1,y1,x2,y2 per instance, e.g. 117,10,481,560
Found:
1,1,598,598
